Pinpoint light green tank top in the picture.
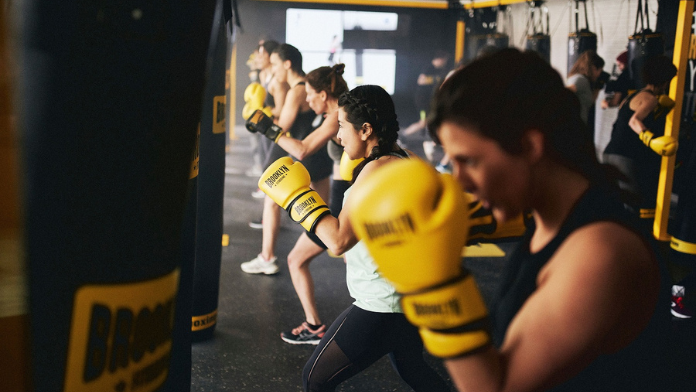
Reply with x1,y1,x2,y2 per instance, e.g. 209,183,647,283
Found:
343,186,402,313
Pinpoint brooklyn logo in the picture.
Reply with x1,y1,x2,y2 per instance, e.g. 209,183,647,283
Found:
264,165,289,188
294,196,317,215
363,213,414,241
412,299,461,316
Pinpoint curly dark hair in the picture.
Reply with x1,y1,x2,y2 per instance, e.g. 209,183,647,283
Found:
642,55,677,87
338,85,400,182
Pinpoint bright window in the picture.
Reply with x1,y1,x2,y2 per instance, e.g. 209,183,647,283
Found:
286,9,398,94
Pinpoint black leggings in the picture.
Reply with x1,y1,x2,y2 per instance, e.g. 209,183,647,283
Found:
302,305,450,392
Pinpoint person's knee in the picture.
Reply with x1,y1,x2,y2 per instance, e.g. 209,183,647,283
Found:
302,363,323,392
287,251,306,271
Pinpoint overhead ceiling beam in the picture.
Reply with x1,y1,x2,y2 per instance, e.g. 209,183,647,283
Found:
254,0,530,10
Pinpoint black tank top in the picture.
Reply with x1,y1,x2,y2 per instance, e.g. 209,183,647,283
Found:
491,185,671,391
603,91,663,208
603,90,663,164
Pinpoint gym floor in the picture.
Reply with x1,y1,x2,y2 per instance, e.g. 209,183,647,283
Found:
190,127,694,392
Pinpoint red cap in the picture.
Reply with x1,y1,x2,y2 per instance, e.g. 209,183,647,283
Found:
616,51,628,66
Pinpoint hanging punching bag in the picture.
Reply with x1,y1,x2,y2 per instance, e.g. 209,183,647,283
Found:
464,8,497,62
567,0,597,75
191,0,230,343
627,0,664,89
568,29,597,74
525,1,551,63
527,34,551,63
483,33,509,51
19,1,216,391
477,6,510,57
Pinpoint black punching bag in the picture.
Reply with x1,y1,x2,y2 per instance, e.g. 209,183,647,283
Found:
191,0,230,342
627,1,664,89
567,0,597,75
476,6,511,58
525,1,551,63
527,34,551,63
19,1,215,391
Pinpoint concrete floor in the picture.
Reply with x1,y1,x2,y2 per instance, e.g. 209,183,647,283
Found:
190,128,694,392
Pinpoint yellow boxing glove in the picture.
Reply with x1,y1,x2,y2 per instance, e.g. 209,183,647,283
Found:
259,157,330,233
639,130,678,156
653,95,675,120
339,152,364,182
242,83,272,120
348,159,490,358
467,197,528,244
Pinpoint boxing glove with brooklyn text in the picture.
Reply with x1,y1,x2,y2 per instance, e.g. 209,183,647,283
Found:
348,159,491,358
259,157,330,233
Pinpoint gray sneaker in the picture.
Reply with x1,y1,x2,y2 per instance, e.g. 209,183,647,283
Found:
241,254,279,275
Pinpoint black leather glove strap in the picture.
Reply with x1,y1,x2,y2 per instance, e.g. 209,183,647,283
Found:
246,109,283,141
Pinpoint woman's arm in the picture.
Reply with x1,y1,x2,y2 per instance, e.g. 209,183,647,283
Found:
628,92,658,135
276,86,302,132
268,79,289,118
313,158,395,256
276,111,338,160
443,223,658,392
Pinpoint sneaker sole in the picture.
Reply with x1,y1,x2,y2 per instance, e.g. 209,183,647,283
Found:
280,335,322,345
241,268,279,275
671,309,693,319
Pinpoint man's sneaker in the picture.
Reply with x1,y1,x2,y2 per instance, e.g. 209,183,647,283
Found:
241,254,279,275
281,322,326,345
671,285,693,319
248,218,263,229
251,189,265,199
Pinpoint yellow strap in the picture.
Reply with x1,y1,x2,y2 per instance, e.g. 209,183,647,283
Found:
192,309,218,332
671,237,696,255
639,209,655,219
420,328,490,358
462,243,506,257
401,274,488,330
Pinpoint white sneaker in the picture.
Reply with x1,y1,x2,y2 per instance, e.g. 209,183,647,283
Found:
251,189,265,199
245,166,263,178
241,254,279,275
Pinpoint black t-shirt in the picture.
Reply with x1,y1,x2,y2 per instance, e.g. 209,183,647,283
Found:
414,64,448,111
604,70,632,98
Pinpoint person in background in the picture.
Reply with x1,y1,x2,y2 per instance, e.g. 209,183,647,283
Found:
247,40,289,190
601,50,632,109
603,55,677,220
255,85,451,392
350,48,670,392
402,50,451,137
241,44,332,275
259,64,350,344
567,50,606,131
